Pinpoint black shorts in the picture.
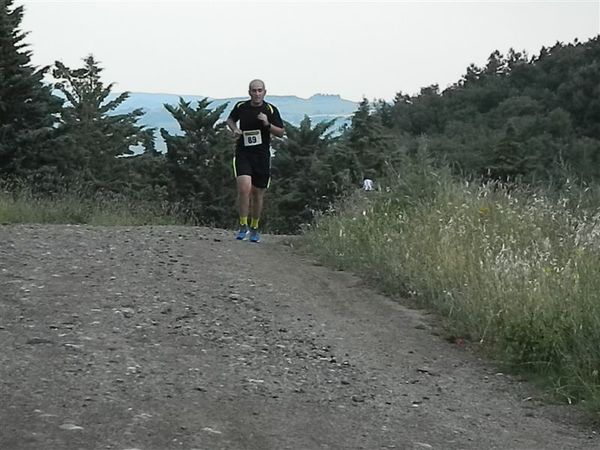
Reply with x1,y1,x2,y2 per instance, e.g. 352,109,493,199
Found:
233,150,271,189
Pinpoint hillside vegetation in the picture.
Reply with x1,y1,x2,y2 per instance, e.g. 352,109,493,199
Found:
2,0,600,411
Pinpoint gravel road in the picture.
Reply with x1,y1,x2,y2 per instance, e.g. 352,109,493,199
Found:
0,224,597,450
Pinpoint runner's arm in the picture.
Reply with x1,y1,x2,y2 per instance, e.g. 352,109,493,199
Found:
267,107,285,138
268,123,285,138
226,117,242,136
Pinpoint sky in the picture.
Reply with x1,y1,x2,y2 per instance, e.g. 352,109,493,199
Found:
18,0,600,102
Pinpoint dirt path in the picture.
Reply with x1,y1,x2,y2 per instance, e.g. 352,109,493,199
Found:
0,224,597,450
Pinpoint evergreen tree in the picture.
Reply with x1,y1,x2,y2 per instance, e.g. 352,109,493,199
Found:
344,98,402,180
390,91,414,132
52,55,151,190
270,116,339,231
406,84,446,134
161,98,234,225
0,0,62,181
378,37,600,183
489,120,528,180
121,128,170,202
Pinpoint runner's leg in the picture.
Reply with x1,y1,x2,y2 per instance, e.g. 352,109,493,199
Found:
237,175,252,219
250,186,265,226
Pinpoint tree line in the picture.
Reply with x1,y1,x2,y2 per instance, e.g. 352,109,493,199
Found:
2,0,599,233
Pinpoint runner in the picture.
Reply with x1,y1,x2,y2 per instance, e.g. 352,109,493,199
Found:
225,79,285,243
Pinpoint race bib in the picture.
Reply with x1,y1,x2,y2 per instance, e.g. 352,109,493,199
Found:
243,130,262,147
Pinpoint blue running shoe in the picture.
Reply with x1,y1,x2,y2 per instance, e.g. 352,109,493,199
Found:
249,228,260,243
236,225,248,240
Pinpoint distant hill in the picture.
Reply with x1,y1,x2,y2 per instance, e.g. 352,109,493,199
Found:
112,92,359,152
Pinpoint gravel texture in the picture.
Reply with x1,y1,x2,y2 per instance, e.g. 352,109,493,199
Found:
0,224,597,450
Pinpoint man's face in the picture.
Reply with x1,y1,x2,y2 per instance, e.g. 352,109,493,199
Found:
249,82,266,105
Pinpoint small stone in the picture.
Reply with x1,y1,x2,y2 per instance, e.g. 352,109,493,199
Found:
60,423,84,431
26,337,53,345
417,367,440,377
121,308,134,318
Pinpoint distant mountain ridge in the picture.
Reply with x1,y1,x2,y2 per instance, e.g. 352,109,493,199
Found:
112,92,359,151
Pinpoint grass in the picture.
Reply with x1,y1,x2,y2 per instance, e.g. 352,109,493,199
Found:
0,185,184,226
303,166,600,412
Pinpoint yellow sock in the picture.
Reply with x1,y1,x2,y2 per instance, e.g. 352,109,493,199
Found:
251,218,260,229
240,216,248,226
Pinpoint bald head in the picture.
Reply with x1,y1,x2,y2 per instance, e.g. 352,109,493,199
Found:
249,79,265,90
248,79,266,106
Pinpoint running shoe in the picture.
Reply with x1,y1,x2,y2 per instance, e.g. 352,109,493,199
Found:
236,225,249,240
249,228,260,243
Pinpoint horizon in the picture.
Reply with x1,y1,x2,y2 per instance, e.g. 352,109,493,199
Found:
112,91,351,101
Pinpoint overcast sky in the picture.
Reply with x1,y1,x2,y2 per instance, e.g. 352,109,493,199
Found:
18,0,600,102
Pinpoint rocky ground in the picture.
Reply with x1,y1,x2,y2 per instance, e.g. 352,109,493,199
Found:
0,224,598,450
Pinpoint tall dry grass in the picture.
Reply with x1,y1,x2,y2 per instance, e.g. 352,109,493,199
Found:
0,183,182,226
305,163,600,409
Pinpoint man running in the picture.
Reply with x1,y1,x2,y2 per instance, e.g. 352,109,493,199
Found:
225,79,285,243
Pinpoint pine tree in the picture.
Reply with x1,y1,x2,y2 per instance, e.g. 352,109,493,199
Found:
0,0,62,181
344,98,402,180
161,97,234,225
270,115,338,231
52,55,150,190
121,128,170,203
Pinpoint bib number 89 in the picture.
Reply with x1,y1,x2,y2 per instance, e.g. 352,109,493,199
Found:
243,130,262,147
